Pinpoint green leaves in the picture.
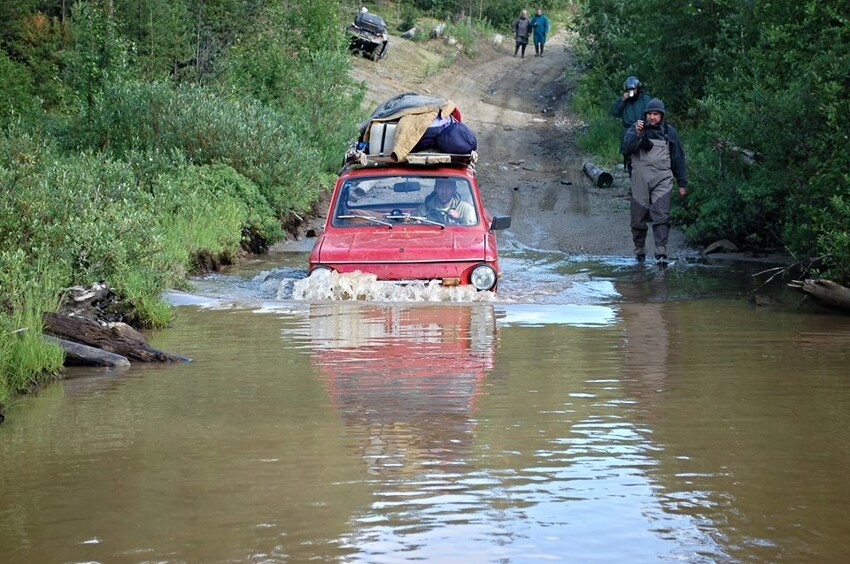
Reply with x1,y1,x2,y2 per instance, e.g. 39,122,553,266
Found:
574,0,850,282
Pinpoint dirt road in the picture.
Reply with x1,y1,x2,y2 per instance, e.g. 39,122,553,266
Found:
349,30,693,259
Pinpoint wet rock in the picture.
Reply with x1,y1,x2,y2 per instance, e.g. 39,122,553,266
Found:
702,239,740,255
750,294,782,307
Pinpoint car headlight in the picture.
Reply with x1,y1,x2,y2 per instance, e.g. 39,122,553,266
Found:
470,264,497,291
310,266,334,279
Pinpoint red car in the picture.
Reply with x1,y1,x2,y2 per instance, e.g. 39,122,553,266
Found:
308,157,511,291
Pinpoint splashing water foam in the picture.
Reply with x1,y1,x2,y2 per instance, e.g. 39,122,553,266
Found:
291,269,494,303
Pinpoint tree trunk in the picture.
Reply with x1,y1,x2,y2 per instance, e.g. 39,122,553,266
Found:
788,279,850,314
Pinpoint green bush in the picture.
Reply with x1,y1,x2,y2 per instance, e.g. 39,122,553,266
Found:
397,2,419,32
572,0,850,284
816,194,850,282
571,93,622,168
444,21,479,57
0,51,38,124
0,128,258,324
67,80,322,216
153,164,282,256
0,0,373,405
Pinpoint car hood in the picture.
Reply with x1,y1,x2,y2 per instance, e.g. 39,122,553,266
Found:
316,229,489,263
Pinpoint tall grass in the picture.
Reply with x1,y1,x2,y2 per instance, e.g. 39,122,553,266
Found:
0,254,65,402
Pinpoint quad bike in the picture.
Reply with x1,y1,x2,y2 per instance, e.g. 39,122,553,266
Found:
348,10,389,61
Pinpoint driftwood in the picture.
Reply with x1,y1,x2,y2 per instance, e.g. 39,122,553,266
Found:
44,282,191,366
788,279,850,314
44,335,131,367
44,312,191,363
59,281,121,322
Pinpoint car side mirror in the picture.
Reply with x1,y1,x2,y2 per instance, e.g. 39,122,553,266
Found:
489,215,511,231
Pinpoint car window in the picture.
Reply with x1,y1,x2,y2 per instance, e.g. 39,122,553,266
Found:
332,176,479,227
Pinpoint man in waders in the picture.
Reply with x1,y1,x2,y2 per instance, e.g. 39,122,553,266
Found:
621,98,687,264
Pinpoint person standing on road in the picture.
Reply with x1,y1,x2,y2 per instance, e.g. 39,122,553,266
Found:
513,10,531,58
530,8,550,57
612,76,651,176
621,98,687,264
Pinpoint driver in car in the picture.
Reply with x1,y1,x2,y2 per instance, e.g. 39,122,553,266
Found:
416,178,476,225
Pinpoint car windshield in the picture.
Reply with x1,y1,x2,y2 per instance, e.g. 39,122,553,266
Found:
332,175,479,228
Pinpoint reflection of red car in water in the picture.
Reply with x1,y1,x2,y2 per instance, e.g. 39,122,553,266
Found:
306,303,497,474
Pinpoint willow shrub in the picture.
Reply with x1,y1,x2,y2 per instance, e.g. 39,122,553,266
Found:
0,129,260,321
216,12,365,176
152,163,282,262
68,80,321,220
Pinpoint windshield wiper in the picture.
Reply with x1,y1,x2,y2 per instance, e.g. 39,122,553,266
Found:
337,214,393,228
407,215,445,228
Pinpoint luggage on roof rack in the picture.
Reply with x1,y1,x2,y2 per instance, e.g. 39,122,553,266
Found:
342,146,477,169
352,92,477,164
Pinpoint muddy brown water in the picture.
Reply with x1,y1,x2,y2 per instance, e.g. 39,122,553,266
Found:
2,249,850,562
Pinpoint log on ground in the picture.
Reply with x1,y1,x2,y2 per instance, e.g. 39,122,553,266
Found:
43,312,192,363
582,162,613,188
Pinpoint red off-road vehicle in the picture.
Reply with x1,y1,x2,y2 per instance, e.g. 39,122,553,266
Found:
308,153,511,291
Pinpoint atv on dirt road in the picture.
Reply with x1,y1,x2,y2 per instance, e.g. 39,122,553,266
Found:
348,10,389,61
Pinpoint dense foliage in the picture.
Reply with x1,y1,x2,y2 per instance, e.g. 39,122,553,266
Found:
572,0,849,281
398,0,571,28
0,0,365,401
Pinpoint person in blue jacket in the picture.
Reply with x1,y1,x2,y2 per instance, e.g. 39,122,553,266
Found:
530,8,550,57
620,98,687,264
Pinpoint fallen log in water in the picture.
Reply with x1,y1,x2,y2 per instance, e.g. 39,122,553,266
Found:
44,335,131,367
788,279,850,314
43,312,192,363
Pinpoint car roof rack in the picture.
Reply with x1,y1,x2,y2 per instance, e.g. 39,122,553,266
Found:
342,148,478,170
